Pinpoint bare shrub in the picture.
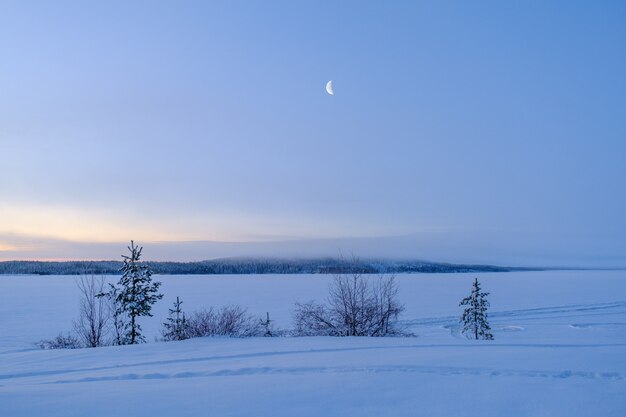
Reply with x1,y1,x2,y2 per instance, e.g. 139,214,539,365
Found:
370,274,405,336
185,308,217,338
294,273,405,337
73,275,110,347
185,305,262,338
294,301,335,336
216,305,260,336
37,333,82,349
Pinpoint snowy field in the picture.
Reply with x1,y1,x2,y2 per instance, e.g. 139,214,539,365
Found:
1,271,625,416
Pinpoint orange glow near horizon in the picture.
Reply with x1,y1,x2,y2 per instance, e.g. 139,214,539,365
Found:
0,204,239,243
0,202,389,250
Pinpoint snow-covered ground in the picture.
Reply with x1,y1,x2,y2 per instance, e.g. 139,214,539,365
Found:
1,271,625,416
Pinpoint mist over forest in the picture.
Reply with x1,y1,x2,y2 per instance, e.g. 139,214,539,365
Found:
0,258,534,276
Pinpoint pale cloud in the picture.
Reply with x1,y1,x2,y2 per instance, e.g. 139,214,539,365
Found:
0,200,410,246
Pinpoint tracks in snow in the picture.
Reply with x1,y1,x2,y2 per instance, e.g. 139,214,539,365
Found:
42,364,625,385
402,301,626,328
2,341,626,385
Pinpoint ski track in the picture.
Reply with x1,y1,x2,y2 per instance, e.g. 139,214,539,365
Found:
3,342,626,383
402,301,626,327
570,323,626,329
40,365,626,386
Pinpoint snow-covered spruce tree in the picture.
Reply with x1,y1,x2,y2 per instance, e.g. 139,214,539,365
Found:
162,296,188,341
104,241,163,344
459,278,494,340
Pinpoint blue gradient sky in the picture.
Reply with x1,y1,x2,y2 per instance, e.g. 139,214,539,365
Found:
1,1,625,265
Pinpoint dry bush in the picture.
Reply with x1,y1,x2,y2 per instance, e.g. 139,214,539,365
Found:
185,305,262,338
74,275,110,347
37,333,82,349
294,273,405,337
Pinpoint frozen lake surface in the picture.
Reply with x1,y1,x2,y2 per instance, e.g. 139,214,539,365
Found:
1,270,625,416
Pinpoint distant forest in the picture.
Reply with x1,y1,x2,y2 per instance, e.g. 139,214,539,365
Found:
0,258,537,275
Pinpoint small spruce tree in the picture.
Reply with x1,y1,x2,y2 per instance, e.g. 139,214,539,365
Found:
459,278,494,340
261,312,273,337
162,297,188,341
103,241,163,344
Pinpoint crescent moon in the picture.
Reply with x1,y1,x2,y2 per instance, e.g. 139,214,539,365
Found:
325,80,334,95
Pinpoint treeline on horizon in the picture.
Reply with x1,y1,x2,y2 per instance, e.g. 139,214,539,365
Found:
0,258,536,276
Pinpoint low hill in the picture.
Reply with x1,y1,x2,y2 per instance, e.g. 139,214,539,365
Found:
0,258,537,275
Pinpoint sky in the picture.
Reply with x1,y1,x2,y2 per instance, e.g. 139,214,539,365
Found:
1,1,625,266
